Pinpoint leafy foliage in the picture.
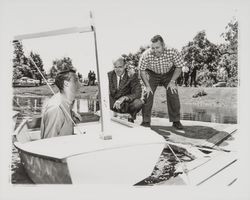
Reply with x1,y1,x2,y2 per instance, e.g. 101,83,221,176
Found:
49,65,57,79
49,57,75,78
12,42,46,85
49,57,83,80
52,57,74,72
120,19,238,88
12,18,237,88
180,18,238,87
29,51,46,84
217,18,238,86
121,45,150,71
181,30,221,85
12,41,30,80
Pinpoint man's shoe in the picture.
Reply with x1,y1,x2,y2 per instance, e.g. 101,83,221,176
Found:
172,121,183,130
140,122,151,127
128,118,134,123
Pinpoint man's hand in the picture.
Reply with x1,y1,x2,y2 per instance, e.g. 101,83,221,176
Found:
140,70,152,99
143,86,153,98
113,96,127,110
167,81,178,94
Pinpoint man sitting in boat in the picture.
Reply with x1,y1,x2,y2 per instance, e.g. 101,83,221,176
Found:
108,57,143,123
41,68,81,138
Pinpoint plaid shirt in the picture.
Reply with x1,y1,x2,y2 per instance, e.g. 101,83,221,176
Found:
139,48,185,74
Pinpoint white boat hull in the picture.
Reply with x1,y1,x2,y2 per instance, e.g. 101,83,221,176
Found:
14,118,237,185
19,150,72,184
14,120,166,184
67,143,164,184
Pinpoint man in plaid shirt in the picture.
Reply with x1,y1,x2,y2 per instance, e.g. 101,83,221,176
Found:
139,35,185,129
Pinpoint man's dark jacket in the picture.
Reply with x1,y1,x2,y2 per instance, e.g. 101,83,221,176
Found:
108,70,142,111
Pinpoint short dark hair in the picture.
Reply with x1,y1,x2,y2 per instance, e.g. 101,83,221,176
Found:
55,69,76,92
151,35,164,44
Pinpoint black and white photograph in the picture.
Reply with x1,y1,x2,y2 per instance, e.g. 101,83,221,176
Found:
0,0,250,199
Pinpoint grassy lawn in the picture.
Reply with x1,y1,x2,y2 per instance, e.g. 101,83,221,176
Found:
13,85,237,110
154,86,237,107
13,84,99,99
152,86,237,115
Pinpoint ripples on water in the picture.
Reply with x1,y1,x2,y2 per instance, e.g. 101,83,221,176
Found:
13,96,237,124
152,104,237,124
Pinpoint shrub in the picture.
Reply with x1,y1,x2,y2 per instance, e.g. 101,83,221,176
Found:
192,89,207,98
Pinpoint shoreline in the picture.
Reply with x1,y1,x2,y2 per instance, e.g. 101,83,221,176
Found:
13,85,237,109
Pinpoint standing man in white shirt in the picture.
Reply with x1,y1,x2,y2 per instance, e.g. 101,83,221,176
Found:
139,35,185,129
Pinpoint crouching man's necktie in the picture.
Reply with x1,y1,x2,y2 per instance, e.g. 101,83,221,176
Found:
118,76,122,89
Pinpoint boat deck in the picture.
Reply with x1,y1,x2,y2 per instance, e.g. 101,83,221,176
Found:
131,117,237,186
133,116,237,152
13,116,238,185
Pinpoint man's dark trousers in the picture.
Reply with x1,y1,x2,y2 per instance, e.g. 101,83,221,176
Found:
111,99,143,120
142,68,181,123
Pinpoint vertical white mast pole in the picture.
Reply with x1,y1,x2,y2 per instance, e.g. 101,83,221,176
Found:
90,11,112,139
90,12,103,132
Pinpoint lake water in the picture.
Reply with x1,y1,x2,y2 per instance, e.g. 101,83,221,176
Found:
13,95,98,116
11,95,237,184
152,104,237,124
13,95,237,124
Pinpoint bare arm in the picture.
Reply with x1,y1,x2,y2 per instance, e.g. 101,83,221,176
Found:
171,67,182,82
140,70,150,87
167,49,186,93
167,67,182,94
140,70,153,98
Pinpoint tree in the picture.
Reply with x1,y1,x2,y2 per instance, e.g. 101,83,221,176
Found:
217,18,238,86
49,57,76,79
49,65,57,79
29,51,46,84
221,17,238,52
121,45,150,71
12,42,46,84
181,30,221,86
12,41,30,81
52,57,74,71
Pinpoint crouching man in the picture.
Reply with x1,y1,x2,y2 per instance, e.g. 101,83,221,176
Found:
108,57,143,123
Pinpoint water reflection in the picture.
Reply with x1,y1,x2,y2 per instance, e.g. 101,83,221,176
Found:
13,95,98,115
152,104,237,124
13,96,237,124
13,96,45,114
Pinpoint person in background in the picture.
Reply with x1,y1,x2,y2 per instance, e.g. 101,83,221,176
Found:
183,66,190,87
90,71,96,86
139,35,186,129
87,70,92,86
190,63,198,87
108,57,143,123
41,69,81,139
